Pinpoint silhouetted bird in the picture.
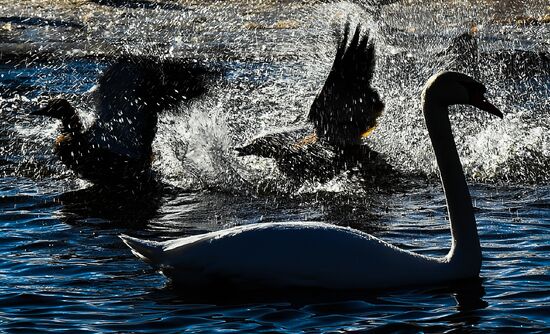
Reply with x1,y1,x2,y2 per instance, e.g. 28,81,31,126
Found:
235,127,390,183
439,31,549,78
32,56,213,185
236,23,388,182
235,128,337,182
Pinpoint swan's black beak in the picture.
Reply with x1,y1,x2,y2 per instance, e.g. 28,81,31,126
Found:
470,92,503,118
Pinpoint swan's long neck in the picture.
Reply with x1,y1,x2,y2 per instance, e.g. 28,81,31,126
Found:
423,99,481,275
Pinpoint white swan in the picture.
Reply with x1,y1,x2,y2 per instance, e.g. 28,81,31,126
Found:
120,71,502,290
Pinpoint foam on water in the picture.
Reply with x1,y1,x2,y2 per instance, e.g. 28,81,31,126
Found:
155,97,248,191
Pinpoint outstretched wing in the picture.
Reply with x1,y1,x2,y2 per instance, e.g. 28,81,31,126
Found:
309,23,384,147
88,56,211,160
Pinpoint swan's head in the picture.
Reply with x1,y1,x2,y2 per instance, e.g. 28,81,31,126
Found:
32,98,76,121
421,71,502,118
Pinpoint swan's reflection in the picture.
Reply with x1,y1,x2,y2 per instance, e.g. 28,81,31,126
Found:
426,277,487,331
453,277,487,312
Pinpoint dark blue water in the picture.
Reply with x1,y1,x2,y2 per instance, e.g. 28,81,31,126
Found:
1,1,550,332
0,176,548,332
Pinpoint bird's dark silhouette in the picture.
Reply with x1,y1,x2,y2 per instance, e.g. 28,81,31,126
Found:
236,23,388,182
33,56,213,186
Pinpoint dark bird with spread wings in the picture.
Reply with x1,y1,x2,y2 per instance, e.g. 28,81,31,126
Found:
236,24,388,182
32,56,213,186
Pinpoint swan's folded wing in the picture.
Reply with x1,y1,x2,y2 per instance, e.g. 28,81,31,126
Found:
308,23,384,146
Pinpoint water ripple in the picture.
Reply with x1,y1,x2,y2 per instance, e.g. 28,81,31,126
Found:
0,176,547,332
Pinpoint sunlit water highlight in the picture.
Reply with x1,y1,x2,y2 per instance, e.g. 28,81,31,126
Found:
0,0,549,332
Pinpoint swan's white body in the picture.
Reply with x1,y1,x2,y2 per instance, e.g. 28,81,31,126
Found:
122,222,456,289
121,71,502,290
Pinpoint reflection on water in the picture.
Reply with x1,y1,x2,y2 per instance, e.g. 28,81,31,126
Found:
57,183,165,227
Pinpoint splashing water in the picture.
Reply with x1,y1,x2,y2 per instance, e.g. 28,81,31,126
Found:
1,0,549,191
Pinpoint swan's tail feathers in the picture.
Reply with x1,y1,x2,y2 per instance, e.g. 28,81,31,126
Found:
120,235,164,264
